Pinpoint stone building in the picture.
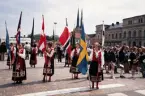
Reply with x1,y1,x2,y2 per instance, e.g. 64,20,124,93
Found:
122,15,145,47
88,14,145,47
105,22,123,46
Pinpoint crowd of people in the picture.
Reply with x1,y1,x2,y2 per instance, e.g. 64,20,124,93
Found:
0,41,145,90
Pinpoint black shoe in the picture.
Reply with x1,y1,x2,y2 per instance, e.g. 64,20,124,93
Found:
120,75,125,78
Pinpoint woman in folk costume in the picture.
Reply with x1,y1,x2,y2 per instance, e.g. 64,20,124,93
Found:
89,42,104,89
139,47,145,78
43,42,55,82
30,44,37,68
124,46,130,73
7,43,16,69
12,44,26,84
70,43,81,79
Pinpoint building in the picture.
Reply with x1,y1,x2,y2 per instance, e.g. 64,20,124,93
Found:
105,22,123,46
122,15,145,47
88,14,145,47
0,37,31,44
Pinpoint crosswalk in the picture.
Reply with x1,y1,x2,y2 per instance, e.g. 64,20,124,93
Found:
107,89,145,96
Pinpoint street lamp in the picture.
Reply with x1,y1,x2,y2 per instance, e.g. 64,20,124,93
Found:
54,22,57,41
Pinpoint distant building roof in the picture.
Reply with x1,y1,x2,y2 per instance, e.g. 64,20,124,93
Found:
108,23,123,29
87,34,96,38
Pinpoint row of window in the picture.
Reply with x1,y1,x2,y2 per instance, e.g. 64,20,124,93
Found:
105,30,145,40
128,18,143,25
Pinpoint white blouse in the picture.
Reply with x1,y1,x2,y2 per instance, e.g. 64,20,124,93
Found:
71,48,80,59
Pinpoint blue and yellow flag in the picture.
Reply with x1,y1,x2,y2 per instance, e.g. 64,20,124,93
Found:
77,10,89,75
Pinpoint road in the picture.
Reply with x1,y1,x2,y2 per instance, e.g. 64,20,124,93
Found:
0,56,145,96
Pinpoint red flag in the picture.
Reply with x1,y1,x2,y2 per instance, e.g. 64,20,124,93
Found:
59,26,71,55
38,15,46,52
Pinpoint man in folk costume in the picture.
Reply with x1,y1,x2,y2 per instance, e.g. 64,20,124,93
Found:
129,47,138,78
89,42,104,89
70,43,81,79
43,42,55,82
118,46,126,78
139,47,145,78
12,44,26,84
30,44,37,68
109,47,116,79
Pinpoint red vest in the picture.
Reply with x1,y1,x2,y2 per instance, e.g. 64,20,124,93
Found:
45,48,54,65
17,48,24,69
92,50,101,65
74,48,79,57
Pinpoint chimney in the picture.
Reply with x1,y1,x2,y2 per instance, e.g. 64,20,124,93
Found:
112,23,114,26
116,22,119,25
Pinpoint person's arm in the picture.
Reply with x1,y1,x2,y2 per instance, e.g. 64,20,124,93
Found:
89,51,93,61
47,50,55,58
71,50,75,59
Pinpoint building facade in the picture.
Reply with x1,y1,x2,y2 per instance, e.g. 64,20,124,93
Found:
88,14,145,47
122,15,145,47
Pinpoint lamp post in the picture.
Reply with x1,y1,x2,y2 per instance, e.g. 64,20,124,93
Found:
54,22,57,41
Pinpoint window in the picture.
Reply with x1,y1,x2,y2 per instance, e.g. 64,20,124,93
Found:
139,18,143,23
112,34,114,39
144,30,145,37
109,34,110,39
119,33,122,39
128,31,131,38
128,20,132,25
124,31,126,38
133,31,136,37
116,33,118,39
138,30,142,37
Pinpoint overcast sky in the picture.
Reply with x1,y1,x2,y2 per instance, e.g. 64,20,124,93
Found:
0,0,145,38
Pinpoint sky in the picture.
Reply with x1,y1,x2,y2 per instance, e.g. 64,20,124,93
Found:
0,0,145,38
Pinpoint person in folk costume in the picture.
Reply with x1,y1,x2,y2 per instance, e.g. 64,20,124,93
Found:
24,42,30,60
89,42,104,89
139,47,145,78
29,44,37,68
70,43,81,79
118,46,126,78
124,46,130,73
104,47,110,73
12,44,26,84
109,47,116,79
64,51,71,67
129,47,138,78
43,42,55,82
7,43,16,69
57,44,62,62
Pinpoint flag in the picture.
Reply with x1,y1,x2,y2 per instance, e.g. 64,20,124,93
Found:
16,11,22,44
70,28,76,49
31,18,34,46
76,8,79,28
5,21,10,56
59,18,71,55
102,21,105,47
77,10,89,75
38,15,46,52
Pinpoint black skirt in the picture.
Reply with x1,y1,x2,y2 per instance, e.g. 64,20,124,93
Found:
43,59,54,76
70,56,80,73
89,61,102,82
12,59,27,81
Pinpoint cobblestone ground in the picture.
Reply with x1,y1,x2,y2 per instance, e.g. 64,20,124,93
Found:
0,56,145,96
